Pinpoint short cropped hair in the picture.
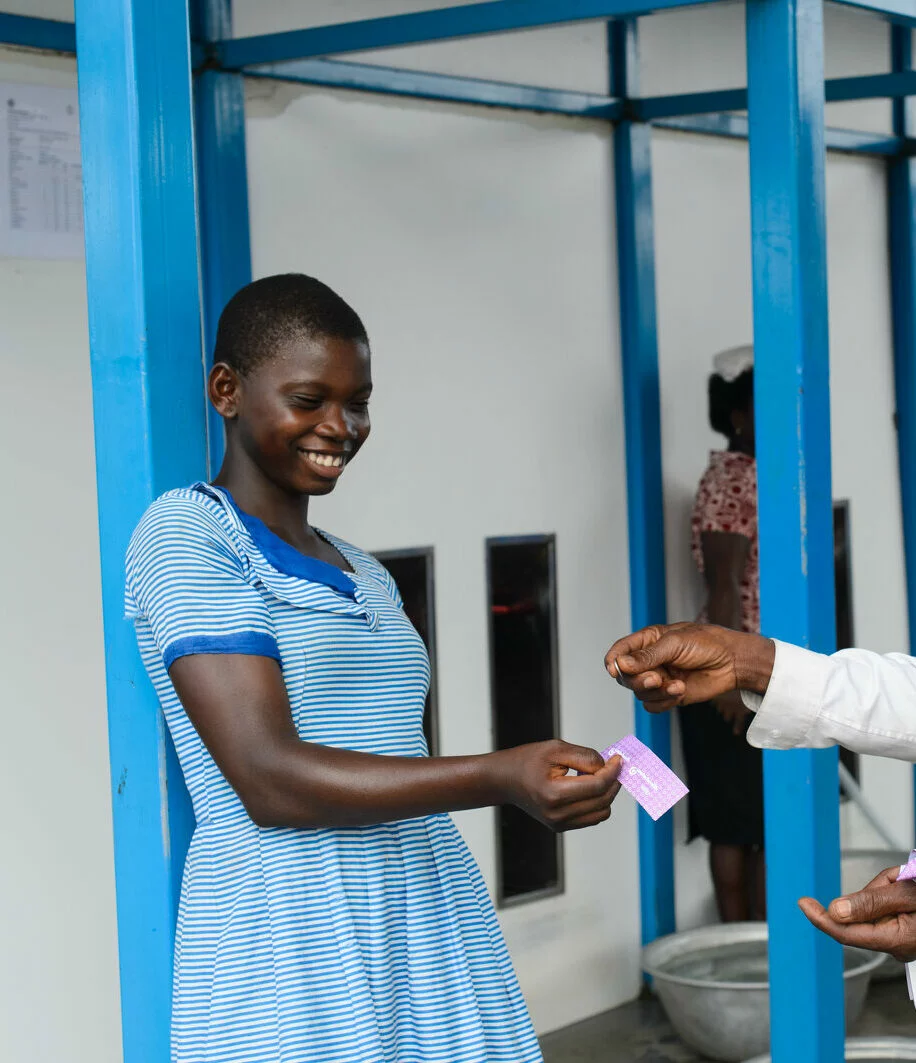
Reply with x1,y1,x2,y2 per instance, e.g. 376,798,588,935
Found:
708,368,754,437
213,274,369,377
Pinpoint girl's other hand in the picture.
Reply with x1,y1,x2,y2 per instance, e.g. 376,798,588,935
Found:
492,740,622,832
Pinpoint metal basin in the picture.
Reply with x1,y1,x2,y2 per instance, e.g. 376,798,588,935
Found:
642,922,884,1063
842,850,910,980
744,1037,916,1061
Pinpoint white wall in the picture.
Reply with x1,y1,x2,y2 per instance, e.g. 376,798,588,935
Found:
0,45,121,1063
0,0,912,1056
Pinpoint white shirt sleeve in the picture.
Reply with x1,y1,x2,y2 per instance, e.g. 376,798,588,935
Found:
743,639,916,760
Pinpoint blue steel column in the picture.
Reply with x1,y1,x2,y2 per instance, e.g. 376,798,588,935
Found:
887,28,916,821
746,0,844,1060
74,1,206,1059
609,19,675,945
193,0,252,473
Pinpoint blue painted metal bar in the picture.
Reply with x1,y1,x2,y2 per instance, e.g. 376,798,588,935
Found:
0,12,75,53
74,0,206,1058
830,0,916,29
193,0,253,474
218,0,716,69
245,58,622,121
654,112,908,155
637,71,916,121
746,0,844,1060
609,19,675,946
886,28,916,825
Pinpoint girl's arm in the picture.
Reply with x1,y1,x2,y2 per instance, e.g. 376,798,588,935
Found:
170,653,621,831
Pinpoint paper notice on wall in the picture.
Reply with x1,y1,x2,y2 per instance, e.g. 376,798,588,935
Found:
0,82,83,260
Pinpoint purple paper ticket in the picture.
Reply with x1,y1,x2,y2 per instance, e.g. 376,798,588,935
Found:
600,734,688,822
899,851,916,882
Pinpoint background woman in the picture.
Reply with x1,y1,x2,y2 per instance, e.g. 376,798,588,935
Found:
125,274,621,1063
680,345,765,922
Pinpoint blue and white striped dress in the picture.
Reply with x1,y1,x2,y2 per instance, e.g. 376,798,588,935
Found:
125,483,542,1063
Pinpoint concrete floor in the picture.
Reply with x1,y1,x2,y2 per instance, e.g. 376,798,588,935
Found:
540,978,916,1062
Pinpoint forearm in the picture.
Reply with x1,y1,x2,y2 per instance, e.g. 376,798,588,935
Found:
242,742,511,829
705,582,743,633
747,641,916,757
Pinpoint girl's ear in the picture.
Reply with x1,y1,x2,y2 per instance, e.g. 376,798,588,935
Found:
209,363,241,419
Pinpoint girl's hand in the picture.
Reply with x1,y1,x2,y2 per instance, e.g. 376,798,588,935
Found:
492,740,622,831
713,690,752,735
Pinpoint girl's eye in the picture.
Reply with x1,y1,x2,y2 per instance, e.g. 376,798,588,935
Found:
292,395,322,409
350,400,371,411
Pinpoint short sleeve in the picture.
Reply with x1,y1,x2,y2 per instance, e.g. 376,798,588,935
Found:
696,460,757,539
125,495,282,670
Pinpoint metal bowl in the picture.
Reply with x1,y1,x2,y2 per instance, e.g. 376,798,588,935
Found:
744,1037,916,1061
842,850,910,980
642,922,885,1063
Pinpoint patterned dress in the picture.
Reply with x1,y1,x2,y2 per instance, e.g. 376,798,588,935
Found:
691,450,760,634
679,451,764,847
125,482,542,1063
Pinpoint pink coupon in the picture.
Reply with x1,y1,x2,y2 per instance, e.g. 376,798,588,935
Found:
899,851,916,882
600,735,688,822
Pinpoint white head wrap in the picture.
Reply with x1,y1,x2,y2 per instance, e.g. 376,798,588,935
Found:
712,344,754,382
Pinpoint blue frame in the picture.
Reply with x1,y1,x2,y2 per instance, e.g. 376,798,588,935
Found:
654,113,909,155
245,59,623,121
747,0,844,1059
192,0,253,474
0,12,75,53
216,0,716,69
74,0,206,1058
610,19,675,946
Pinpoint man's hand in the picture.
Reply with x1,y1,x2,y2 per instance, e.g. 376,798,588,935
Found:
605,623,774,711
799,866,916,962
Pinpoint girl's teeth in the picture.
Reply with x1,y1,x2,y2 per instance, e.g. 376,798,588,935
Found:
309,453,343,468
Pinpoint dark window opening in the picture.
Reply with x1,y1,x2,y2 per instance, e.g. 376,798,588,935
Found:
374,547,439,757
487,535,563,906
834,501,859,783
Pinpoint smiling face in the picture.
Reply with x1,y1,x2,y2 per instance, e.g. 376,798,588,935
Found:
210,332,372,497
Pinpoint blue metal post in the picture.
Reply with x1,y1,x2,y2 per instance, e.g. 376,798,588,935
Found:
74,0,206,1058
609,19,675,945
887,26,916,821
193,0,252,473
746,0,844,1060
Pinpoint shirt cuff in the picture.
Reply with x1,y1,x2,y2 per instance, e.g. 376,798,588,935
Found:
743,639,832,749
163,632,282,670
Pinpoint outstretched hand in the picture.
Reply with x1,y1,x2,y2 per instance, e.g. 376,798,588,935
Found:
799,866,916,962
604,622,771,711
498,740,623,833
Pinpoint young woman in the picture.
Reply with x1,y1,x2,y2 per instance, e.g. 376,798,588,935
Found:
125,274,621,1063
679,345,766,923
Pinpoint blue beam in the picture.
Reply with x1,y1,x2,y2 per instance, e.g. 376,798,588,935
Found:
193,0,252,473
610,19,675,947
217,0,717,69
887,28,916,826
654,112,908,154
74,0,205,1058
746,0,844,1060
637,70,916,121
245,58,622,121
0,12,75,53
830,0,916,30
